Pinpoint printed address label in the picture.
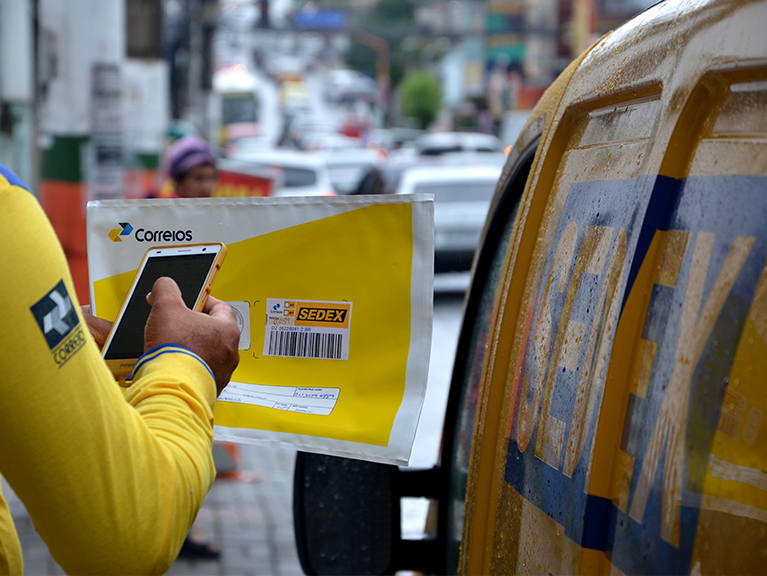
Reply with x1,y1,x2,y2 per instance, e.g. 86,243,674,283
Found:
218,381,339,416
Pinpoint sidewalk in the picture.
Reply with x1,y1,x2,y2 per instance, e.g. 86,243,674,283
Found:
3,443,304,576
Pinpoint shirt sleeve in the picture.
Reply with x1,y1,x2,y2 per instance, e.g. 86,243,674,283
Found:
0,183,218,575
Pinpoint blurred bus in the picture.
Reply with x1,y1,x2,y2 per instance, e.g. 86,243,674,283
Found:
211,65,261,150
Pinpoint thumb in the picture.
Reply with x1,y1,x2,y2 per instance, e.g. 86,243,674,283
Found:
146,277,187,310
204,295,237,322
143,277,189,354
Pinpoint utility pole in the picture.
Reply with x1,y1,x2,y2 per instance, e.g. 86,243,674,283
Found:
167,0,215,137
37,0,124,302
124,0,168,199
352,29,390,114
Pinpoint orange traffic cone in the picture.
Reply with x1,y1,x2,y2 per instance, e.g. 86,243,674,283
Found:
213,441,262,482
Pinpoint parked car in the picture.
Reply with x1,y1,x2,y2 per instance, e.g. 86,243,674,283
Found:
367,127,426,153
324,68,376,103
224,135,273,158
214,158,278,197
316,148,379,194
229,149,335,197
293,0,767,574
305,133,365,152
500,109,532,148
280,113,341,151
414,131,504,155
396,165,502,272
376,151,507,197
438,150,508,169
279,112,329,149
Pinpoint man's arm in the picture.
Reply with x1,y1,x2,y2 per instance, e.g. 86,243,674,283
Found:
143,277,240,396
0,183,239,575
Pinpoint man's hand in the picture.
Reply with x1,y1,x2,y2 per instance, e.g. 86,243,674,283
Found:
80,305,113,350
144,277,240,396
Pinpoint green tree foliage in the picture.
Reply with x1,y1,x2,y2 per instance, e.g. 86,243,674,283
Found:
400,70,441,129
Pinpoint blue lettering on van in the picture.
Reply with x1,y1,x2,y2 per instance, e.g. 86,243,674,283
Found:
505,176,649,547
611,176,767,575
503,175,767,575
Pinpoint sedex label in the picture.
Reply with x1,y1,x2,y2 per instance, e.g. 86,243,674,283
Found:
264,298,352,360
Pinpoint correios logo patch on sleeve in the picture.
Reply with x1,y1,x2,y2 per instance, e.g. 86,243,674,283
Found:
30,280,85,367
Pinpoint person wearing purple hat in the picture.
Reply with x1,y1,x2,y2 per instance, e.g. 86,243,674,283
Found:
163,135,218,198
160,135,225,560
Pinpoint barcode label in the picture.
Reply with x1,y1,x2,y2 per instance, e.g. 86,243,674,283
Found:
264,298,352,360
267,330,344,359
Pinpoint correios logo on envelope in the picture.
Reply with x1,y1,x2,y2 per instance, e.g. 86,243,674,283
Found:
108,222,133,242
108,221,193,243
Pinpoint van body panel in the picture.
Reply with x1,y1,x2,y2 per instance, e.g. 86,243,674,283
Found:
461,1,767,573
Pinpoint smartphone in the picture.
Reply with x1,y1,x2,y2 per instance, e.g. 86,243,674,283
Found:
101,243,227,381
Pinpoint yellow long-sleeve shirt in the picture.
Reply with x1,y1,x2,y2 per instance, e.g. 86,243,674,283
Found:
0,166,218,575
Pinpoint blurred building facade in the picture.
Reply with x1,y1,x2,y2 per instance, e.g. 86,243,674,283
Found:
0,0,660,298
0,0,215,301
0,0,35,187
35,0,125,299
417,0,656,132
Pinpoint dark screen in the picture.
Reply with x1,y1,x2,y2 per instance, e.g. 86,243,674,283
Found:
104,253,216,360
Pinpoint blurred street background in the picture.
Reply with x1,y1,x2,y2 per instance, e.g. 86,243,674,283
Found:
0,0,655,303
0,0,655,572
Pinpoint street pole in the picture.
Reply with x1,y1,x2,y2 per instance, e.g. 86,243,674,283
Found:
124,0,168,199
352,29,390,115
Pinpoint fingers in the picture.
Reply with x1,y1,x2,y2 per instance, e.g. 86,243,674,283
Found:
143,277,240,395
80,304,113,349
202,294,219,314
146,277,187,309
144,278,187,355
204,296,237,322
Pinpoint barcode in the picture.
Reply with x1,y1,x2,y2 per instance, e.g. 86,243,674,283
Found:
268,331,344,359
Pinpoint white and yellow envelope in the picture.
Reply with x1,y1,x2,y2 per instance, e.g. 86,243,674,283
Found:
87,195,433,465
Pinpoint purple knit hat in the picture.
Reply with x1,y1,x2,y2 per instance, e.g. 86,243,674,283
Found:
164,135,217,181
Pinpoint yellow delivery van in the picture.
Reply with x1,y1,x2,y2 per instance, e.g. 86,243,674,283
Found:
293,0,767,573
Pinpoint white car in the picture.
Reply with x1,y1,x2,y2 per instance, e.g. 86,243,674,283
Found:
324,69,376,103
396,164,502,271
315,148,379,194
230,149,335,197
305,134,365,152
413,132,504,155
